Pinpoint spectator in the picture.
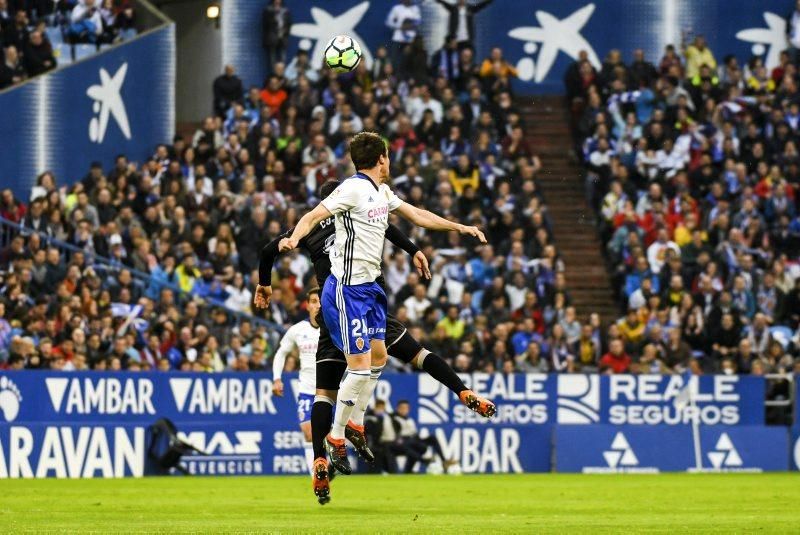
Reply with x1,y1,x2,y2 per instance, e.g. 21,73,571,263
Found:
600,339,631,374
23,30,55,77
434,0,493,50
261,0,291,75
213,65,244,118
385,0,421,66
69,0,103,44
0,45,25,89
682,33,716,80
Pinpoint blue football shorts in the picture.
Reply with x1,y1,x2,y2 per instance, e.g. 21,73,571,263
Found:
296,392,314,424
321,274,387,355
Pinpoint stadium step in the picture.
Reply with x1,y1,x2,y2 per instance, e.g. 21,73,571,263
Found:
518,96,618,326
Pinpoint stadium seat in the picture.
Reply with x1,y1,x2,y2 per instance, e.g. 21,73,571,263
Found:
53,43,72,65
769,326,794,349
73,43,98,62
45,27,63,46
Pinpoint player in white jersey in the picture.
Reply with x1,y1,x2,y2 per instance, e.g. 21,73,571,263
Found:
271,287,321,474
280,132,486,475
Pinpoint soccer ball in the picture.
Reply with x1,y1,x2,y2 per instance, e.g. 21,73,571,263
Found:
324,35,362,73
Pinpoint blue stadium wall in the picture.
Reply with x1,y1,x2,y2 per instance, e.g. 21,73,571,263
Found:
0,24,176,201
0,371,792,478
221,0,794,95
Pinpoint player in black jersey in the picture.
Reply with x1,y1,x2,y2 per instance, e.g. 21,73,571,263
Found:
255,179,495,505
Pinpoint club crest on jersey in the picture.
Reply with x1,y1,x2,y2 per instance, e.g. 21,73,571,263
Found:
355,337,365,351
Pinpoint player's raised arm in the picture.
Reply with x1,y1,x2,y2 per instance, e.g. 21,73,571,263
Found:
393,201,487,244
279,203,333,252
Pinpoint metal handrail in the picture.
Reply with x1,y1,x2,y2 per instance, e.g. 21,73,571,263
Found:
0,216,283,337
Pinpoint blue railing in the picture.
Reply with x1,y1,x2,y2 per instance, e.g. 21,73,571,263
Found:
0,216,284,343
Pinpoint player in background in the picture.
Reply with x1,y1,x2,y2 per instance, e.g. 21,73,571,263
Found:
271,287,321,475
256,178,495,505
278,132,488,478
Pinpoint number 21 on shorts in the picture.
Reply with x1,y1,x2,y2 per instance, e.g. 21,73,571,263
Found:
351,318,367,352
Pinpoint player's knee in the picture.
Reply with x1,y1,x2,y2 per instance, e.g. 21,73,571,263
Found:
314,390,337,403
346,352,371,370
314,392,336,405
411,349,430,370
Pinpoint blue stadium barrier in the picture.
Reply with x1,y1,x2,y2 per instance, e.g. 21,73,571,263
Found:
556,425,790,473
0,371,788,478
0,13,175,200
222,0,793,94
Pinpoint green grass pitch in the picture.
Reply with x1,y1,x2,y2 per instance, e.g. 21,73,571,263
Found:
1,473,798,533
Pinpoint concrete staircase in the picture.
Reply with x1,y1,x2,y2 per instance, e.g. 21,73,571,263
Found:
517,96,619,325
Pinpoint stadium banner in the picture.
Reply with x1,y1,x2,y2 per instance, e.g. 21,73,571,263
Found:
555,425,789,473
0,24,175,200
222,0,791,94
0,372,763,425
417,373,764,426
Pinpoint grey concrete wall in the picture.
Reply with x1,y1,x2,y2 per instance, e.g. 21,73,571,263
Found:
159,0,223,123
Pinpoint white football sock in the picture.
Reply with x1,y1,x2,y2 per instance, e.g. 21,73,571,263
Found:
304,441,314,475
350,364,384,427
330,369,370,440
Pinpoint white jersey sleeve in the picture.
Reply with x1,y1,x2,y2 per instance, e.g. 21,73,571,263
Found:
382,184,404,211
321,181,359,215
272,323,298,381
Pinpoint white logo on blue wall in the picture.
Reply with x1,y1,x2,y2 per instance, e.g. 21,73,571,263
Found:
86,63,131,143
707,433,743,469
736,12,788,71
603,432,638,468
556,374,599,424
418,375,450,424
290,2,373,68
508,3,600,83
0,376,22,422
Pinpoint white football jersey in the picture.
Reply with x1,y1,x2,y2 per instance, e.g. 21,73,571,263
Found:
272,320,319,395
320,174,404,285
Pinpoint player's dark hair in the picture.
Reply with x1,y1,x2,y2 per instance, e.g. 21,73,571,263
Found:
319,179,340,200
397,399,410,406
307,286,320,297
349,131,387,171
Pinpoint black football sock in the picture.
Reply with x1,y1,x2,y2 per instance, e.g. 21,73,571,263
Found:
311,396,335,460
419,352,468,395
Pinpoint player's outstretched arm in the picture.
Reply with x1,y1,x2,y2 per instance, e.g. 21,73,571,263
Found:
279,203,332,252
394,202,487,243
254,230,291,309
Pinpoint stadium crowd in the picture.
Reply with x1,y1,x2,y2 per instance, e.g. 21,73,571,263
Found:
567,29,800,376
0,0,136,90
2,0,798,379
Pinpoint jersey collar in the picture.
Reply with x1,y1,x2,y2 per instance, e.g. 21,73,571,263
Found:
353,172,379,191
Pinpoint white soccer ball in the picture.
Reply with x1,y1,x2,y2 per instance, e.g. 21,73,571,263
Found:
324,35,362,73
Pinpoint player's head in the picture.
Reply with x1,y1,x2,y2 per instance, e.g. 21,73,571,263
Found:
307,287,321,321
319,179,340,200
349,131,390,180
396,399,410,416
